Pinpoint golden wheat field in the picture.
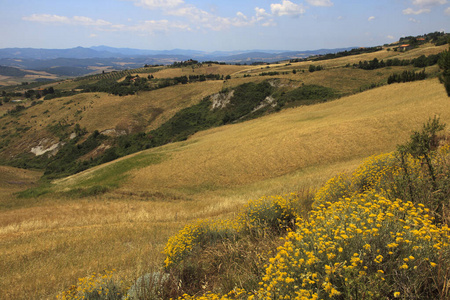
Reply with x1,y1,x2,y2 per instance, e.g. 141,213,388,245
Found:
1,73,449,299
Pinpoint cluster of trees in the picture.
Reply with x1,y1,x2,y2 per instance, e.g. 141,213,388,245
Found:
309,65,324,72
77,74,154,96
387,70,427,84
1,90,22,104
165,74,229,85
202,61,227,65
188,74,225,82
171,59,200,68
260,71,280,76
399,31,449,46
312,46,383,62
439,46,450,96
0,87,55,103
355,54,441,70
76,72,231,96
251,62,269,66
277,84,336,107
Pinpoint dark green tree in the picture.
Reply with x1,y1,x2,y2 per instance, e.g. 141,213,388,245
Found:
398,116,445,190
438,44,450,96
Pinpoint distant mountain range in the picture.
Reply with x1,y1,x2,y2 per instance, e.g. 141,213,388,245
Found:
0,46,356,62
0,46,356,78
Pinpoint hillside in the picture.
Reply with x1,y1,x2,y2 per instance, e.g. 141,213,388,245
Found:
0,40,449,299
52,79,450,202
0,43,446,180
1,77,449,299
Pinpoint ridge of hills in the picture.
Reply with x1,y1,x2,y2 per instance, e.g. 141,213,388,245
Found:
0,31,447,83
0,45,355,61
0,35,450,299
0,46,356,81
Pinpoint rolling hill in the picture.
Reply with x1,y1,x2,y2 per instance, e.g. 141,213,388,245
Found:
0,40,449,299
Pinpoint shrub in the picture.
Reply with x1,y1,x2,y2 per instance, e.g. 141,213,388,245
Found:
163,219,239,269
162,192,312,297
164,192,311,270
238,193,304,235
258,192,450,299
57,270,125,300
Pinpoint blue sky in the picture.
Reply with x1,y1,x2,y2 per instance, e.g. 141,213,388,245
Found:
1,0,449,51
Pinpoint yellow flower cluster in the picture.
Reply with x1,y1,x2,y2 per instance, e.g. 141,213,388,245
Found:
314,152,404,207
57,270,124,300
164,193,304,269
163,219,239,268
238,193,301,233
178,288,248,300
258,192,450,299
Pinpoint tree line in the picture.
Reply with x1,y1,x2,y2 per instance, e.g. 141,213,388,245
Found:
387,70,427,84
355,53,441,70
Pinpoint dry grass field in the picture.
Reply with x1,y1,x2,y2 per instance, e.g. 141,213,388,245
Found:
1,43,449,299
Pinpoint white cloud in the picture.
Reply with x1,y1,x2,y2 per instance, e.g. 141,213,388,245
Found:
387,35,395,40
305,0,334,7
445,6,450,14
72,16,112,26
409,17,421,22
23,14,112,27
255,7,271,21
167,5,226,29
89,33,98,38
232,12,255,27
271,0,305,17
128,19,190,33
402,7,431,14
411,0,447,6
23,14,70,24
166,4,257,30
262,20,277,27
24,1,278,37
129,0,184,10
22,13,192,34
368,16,375,21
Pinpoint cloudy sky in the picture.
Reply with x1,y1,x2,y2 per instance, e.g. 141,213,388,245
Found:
1,0,449,51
